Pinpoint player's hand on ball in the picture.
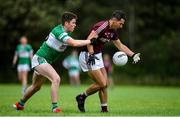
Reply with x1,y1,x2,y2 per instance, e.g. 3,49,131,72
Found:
87,53,99,65
132,53,140,64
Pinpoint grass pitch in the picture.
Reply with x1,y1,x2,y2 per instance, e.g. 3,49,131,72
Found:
0,84,180,116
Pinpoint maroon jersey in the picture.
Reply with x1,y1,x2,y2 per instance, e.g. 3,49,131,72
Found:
83,20,119,53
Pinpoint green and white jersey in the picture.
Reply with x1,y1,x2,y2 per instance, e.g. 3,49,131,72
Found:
15,44,33,65
36,25,72,64
63,55,80,72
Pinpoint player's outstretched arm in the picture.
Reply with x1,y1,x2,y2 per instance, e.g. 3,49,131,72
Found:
66,38,91,47
112,39,134,56
66,31,98,47
112,39,140,63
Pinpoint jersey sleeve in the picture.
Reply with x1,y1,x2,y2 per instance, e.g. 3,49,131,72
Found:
93,21,109,35
58,32,72,43
28,45,33,54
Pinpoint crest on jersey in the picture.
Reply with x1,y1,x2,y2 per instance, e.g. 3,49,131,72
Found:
99,37,110,42
99,32,114,42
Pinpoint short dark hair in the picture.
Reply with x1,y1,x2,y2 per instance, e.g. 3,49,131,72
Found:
61,11,77,25
111,10,126,20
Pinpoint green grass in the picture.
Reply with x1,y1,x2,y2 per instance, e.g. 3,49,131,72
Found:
0,84,180,116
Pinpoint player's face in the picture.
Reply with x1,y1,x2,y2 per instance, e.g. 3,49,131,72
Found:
66,19,76,32
113,18,125,29
20,37,27,45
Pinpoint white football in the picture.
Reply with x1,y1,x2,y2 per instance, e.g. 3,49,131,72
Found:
113,51,128,66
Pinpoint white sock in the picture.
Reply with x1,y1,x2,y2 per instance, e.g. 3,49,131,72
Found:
84,92,88,96
101,103,107,107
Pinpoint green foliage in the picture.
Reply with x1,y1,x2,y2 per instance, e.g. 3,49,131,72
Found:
0,0,180,83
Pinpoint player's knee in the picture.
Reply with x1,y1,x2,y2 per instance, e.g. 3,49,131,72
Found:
99,81,107,88
52,76,61,85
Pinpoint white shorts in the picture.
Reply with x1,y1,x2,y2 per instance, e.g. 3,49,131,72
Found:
17,64,30,72
79,52,104,72
31,54,48,69
68,70,80,78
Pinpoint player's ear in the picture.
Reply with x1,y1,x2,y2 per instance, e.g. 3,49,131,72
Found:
64,22,67,26
64,21,69,26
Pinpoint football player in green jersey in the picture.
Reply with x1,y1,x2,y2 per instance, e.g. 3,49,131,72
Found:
13,11,98,113
13,36,33,95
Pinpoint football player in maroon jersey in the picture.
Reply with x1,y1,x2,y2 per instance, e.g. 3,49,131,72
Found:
76,10,140,112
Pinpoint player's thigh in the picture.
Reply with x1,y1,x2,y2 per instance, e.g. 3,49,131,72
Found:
32,71,47,87
34,63,60,82
100,68,108,85
88,69,106,86
17,71,22,79
100,67,108,80
21,71,28,78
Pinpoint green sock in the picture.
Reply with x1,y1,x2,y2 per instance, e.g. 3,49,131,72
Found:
52,102,58,110
19,99,25,106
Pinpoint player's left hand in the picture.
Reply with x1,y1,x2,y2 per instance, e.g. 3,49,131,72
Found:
132,53,140,64
87,53,99,65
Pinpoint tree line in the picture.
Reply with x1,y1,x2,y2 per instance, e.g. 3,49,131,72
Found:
0,0,179,85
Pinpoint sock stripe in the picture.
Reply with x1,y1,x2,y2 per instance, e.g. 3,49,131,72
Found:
84,92,88,96
101,103,107,106
52,102,58,110
19,99,26,106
